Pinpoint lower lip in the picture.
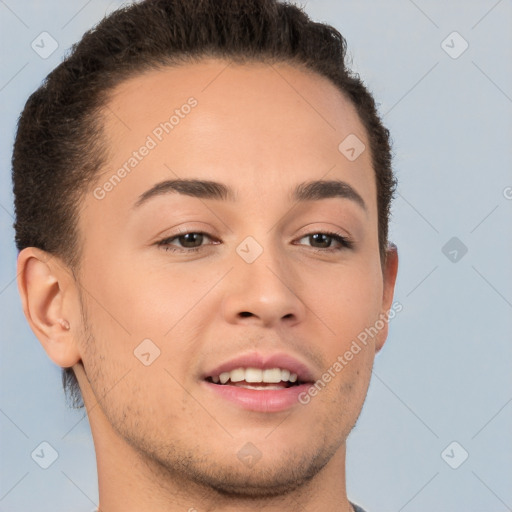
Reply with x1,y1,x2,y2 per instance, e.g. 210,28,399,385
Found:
202,380,312,412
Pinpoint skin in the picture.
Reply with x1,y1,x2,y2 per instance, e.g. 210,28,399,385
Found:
17,59,398,512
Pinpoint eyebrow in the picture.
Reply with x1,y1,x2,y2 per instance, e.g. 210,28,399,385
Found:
133,178,366,211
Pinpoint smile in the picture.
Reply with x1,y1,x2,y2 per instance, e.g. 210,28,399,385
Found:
206,367,300,389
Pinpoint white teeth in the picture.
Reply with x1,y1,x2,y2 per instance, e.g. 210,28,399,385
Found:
229,368,245,382
210,367,301,385
262,368,282,383
245,368,263,383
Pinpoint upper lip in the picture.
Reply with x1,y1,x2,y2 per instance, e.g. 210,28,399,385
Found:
202,351,316,383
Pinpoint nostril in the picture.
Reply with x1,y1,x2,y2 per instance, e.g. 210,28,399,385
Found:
239,311,253,318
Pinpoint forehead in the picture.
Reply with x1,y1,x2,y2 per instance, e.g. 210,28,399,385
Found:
91,58,375,215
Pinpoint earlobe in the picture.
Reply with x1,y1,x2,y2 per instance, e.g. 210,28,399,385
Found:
375,243,399,353
16,247,81,368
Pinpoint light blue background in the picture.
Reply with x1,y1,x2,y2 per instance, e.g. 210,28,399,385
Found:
1,1,511,511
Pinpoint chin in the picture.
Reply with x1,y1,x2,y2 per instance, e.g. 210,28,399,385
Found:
151,442,335,499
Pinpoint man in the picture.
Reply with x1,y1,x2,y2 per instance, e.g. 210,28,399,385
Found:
13,0,398,510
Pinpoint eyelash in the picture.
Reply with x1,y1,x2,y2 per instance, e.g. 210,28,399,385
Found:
156,230,353,254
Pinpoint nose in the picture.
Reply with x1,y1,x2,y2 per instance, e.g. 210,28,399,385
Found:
220,240,306,328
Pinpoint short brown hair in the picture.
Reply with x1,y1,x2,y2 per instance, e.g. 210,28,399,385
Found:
12,0,396,407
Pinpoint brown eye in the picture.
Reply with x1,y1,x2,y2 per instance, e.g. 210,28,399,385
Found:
296,232,352,251
308,233,333,248
176,233,205,248
158,232,217,252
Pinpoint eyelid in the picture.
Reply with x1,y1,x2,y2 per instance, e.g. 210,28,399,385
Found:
294,223,353,243
153,223,218,242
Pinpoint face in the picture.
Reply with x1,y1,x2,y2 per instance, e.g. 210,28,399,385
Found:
73,59,397,496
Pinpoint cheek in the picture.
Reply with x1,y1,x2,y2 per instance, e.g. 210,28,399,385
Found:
80,250,212,339
305,262,384,340
303,261,383,402
77,258,217,395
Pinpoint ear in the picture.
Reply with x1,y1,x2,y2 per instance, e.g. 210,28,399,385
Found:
16,247,82,368
375,243,399,354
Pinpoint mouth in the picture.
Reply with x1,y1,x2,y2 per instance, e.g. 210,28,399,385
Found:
205,366,308,390
201,357,315,413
